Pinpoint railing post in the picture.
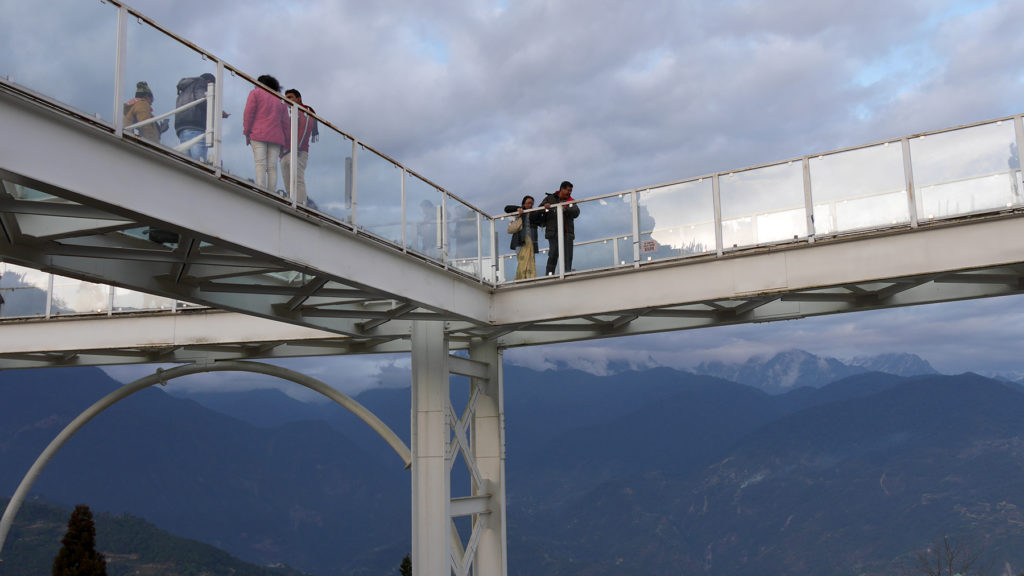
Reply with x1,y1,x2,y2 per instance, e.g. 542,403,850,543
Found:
712,174,724,256
350,141,360,227
489,218,497,285
212,62,224,177
901,137,919,228
631,190,640,268
288,101,299,207
400,170,408,250
556,205,566,278
113,4,128,136
1014,115,1024,205
45,274,53,319
476,212,483,282
440,194,448,265
802,157,815,241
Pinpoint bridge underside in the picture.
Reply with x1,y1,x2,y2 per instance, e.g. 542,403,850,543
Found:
3,79,1024,369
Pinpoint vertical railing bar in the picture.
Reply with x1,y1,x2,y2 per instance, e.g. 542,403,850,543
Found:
440,194,448,268
489,218,497,285
476,212,483,283
1014,115,1024,206
401,169,408,251
802,157,815,242
113,4,128,137
712,174,724,256
350,140,359,229
901,137,919,228
289,101,299,208
631,190,641,268
107,285,114,316
45,274,53,319
556,206,565,279
212,61,224,177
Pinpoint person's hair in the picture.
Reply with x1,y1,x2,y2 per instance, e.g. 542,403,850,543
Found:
199,72,215,83
257,75,281,92
285,88,302,99
521,195,534,208
559,180,573,190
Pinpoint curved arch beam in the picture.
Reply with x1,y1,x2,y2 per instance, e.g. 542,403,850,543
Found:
0,360,409,560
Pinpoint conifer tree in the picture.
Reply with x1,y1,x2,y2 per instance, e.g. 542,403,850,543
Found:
52,505,106,576
399,553,412,576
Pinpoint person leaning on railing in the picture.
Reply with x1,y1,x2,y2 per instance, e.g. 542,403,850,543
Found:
504,195,542,280
540,181,580,276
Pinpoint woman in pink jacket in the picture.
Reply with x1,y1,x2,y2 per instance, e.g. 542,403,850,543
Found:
243,74,289,192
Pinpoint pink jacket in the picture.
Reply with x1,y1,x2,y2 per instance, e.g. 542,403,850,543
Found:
284,105,318,154
243,88,288,146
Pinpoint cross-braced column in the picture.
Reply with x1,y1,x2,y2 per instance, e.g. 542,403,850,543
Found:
411,322,507,576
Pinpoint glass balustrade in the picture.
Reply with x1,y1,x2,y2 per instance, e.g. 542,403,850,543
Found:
910,120,1022,220
123,16,216,164
719,161,808,249
568,193,634,274
0,0,117,124
355,146,403,244
112,287,175,312
447,198,482,277
303,120,354,223
404,175,445,259
638,179,716,262
0,262,49,317
51,276,110,316
810,141,910,235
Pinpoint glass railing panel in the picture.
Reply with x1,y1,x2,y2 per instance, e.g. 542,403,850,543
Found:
566,193,634,274
480,217,494,283
719,161,807,248
638,179,716,262
112,287,175,312
220,69,290,195
123,17,216,163
809,142,909,235
0,263,49,318
447,198,481,277
51,277,110,316
302,121,353,222
910,120,1021,220
355,147,403,244
0,0,117,124
404,175,444,259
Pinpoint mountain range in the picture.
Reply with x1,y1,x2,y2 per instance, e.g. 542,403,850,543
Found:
2,350,1023,575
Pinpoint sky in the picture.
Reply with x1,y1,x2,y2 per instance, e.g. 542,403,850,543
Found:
9,0,1024,394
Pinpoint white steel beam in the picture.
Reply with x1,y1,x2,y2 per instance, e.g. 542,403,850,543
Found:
0,90,491,325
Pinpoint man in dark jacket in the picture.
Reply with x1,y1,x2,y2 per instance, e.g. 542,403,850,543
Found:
174,73,216,161
540,180,580,276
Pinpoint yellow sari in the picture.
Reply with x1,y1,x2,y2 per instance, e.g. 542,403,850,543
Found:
514,235,536,280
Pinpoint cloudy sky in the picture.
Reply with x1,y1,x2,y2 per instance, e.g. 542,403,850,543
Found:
14,0,1024,392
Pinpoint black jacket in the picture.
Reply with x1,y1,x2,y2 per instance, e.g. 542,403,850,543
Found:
174,75,214,136
504,205,541,253
539,193,581,239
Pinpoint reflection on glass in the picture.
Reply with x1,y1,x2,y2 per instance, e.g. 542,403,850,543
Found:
124,18,215,161
113,287,175,312
355,147,402,243
0,0,117,123
568,194,632,273
405,175,443,259
810,142,909,235
638,179,715,261
720,162,807,248
51,277,110,316
911,121,1021,219
448,199,480,277
0,263,49,317
304,122,354,222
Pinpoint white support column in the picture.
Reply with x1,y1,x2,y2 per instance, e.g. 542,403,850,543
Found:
469,340,507,576
411,321,451,576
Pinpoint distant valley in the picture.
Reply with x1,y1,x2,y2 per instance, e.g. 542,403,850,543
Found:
2,351,1023,575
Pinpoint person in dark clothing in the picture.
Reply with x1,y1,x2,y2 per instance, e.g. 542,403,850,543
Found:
174,73,216,161
504,195,542,279
540,181,580,276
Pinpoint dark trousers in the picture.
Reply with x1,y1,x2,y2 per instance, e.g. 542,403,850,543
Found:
545,235,574,275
